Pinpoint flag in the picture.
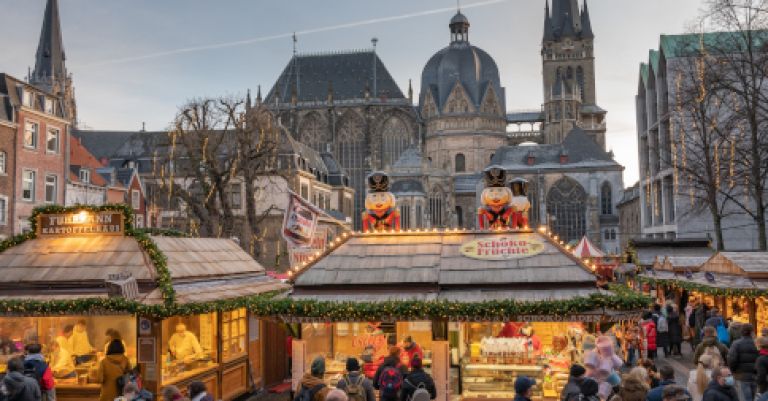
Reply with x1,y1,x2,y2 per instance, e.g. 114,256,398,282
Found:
281,191,320,247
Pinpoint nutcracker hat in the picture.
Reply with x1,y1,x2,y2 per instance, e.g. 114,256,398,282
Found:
483,165,507,187
367,171,390,192
509,178,529,196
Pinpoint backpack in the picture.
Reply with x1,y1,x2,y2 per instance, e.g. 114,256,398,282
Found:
405,379,430,401
378,366,403,399
22,360,43,383
657,316,669,333
702,345,723,367
293,384,325,401
716,321,730,346
343,375,367,401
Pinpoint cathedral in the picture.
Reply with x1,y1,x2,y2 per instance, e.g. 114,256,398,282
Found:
266,0,623,252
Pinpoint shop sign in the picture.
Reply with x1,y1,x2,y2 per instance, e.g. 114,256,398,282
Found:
37,211,124,236
138,337,156,364
460,235,545,260
288,226,329,267
282,192,320,247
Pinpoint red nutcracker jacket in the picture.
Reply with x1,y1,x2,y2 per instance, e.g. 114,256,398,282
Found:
362,208,401,232
477,206,514,230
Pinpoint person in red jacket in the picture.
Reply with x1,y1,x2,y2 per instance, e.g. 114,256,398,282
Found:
24,343,56,401
641,312,658,360
402,337,423,368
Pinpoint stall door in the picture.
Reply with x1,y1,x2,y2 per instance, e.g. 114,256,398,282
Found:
263,320,289,387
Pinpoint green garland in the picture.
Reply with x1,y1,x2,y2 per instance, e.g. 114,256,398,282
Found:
638,275,768,298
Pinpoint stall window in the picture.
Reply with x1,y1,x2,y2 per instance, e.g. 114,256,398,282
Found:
0,316,136,382
222,309,247,361
161,313,218,385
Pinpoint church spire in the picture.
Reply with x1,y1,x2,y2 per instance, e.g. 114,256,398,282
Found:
580,0,594,39
31,0,67,91
543,1,555,42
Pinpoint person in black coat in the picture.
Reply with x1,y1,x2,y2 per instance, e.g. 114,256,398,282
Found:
756,336,768,395
667,305,684,357
703,367,738,401
727,324,758,401
400,357,436,401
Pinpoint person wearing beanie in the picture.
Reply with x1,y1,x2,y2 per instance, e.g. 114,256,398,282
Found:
296,356,330,401
401,356,436,401
337,357,375,401
514,376,536,401
373,346,408,397
561,364,587,401
580,378,601,401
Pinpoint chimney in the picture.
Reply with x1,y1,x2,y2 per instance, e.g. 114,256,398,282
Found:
527,150,535,166
100,157,109,167
559,147,569,164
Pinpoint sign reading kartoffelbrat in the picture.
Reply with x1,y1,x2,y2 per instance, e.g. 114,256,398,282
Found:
37,211,125,236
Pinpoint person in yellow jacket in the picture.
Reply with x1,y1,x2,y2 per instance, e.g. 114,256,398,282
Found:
71,320,94,364
96,340,131,401
168,324,203,361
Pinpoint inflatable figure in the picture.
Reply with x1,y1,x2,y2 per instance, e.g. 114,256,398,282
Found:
509,178,531,229
477,166,514,230
361,172,401,232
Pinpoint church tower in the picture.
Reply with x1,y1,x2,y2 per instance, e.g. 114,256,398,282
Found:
29,0,77,125
541,0,605,148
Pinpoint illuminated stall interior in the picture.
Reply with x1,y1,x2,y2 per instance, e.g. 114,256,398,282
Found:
290,229,639,401
0,208,288,401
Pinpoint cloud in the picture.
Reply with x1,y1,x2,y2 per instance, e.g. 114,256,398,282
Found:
74,0,508,68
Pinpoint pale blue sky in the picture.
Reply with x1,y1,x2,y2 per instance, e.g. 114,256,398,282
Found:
0,0,705,184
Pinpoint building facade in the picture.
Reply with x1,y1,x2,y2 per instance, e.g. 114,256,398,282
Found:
636,33,768,250
67,135,126,207
617,181,640,252
0,97,15,238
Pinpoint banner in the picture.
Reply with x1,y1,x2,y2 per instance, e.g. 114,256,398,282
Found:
282,192,319,247
460,235,545,260
287,226,329,267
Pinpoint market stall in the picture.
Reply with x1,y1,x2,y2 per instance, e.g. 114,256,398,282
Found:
639,252,768,332
0,205,289,401
285,228,647,401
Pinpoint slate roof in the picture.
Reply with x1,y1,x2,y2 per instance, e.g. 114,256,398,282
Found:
30,0,67,89
72,130,142,160
659,31,768,59
0,95,12,123
507,111,545,123
715,252,768,274
544,0,594,41
390,179,425,195
455,174,481,194
265,50,405,104
490,127,620,170
292,230,599,303
280,133,328,174
392,146,423,171
630,238,712,267
69,137,108,186
0,73,66,119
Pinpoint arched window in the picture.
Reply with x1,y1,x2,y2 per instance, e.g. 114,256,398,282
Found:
566,66,574,80
298,112,329,153
576,66,585,99
455,206,464,227
429,188,444,227
335,112,366,227
455,153,466,173
601,182,613,215
381,117,411,168
546,177,587,243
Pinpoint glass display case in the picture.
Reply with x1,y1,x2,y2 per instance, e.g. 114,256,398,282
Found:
0,315,136,386
456,322,579,401
757,297,768,335
726,296,751,324
222,309,247,362
161,313,218,385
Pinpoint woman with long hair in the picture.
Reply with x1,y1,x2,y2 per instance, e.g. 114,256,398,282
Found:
687,354,715,401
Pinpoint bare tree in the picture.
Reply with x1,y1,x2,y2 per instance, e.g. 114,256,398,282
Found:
695,0,768,249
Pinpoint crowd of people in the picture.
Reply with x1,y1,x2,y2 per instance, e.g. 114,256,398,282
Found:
0,338,214,401
295,345,436,401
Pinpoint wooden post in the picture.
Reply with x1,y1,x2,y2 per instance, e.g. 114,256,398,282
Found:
431,341,450,401
749,298,758,329
136,316,162,400
291,339,307,393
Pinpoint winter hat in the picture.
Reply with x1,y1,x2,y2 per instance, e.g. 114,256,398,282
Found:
580,378,599,397
311,356,326,376
389,346,401,357
570,364,586,377
514,376,536,394
411,355,423,369
346,357,360,372
606,371,622,387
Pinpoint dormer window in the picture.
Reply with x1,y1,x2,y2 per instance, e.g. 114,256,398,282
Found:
44,98,55,114
22,90,34,108
79,168,90,184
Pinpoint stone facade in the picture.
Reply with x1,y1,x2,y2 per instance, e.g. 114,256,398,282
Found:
617,182,640,253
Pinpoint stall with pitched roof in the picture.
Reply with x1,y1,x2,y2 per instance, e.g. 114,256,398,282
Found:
0,205,289,401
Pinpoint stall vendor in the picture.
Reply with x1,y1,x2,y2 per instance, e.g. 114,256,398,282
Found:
402,336,423,368
71,320,95,363
169,323,203,361
50,340,76,379
55,325,74,355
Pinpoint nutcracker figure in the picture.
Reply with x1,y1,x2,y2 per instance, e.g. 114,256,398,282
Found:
477,166,514,230
361,172,401,232
509,178,531,229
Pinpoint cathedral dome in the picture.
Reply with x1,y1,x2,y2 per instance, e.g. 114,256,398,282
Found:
419,11,505,116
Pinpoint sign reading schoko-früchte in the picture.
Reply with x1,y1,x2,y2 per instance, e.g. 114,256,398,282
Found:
460,235,545,260
37,211,124,236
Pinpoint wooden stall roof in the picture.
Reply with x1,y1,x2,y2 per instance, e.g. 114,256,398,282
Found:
658,256,710,272
292,230,599,302
702,252,768,277
0,235,287,304
632,238,713,267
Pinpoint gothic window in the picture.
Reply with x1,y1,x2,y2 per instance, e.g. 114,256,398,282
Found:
576,66,585,99
566,66,574,80
455,153,466,173
415,203,423,228
601,182,613,215
299,112,329,153
429,187,445,227
546,177,587,243
481,88,500,115
422,93,437,118
335,111,366,227
445,84,471,114
455,206,464,227
400,203,411,229
527,178,540,228
381,117,411,168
